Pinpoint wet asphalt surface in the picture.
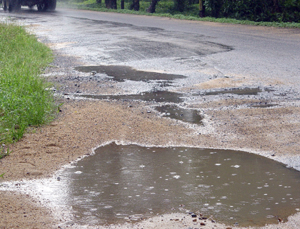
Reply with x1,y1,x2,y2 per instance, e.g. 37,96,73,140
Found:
1,7,300,228
2,8,300,98
1,7,299,113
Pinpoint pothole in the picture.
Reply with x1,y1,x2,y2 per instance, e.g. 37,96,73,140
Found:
154,105,204,124
250,103,279,108
75,65,186,82
47,143,300,227
200,87,262,96
76,90,185,103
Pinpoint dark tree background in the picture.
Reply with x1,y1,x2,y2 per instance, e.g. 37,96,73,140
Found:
147,0,160,13
105,0,117,9
130,0,140,11
100,0,300,23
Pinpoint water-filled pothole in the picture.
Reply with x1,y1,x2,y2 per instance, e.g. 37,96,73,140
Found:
155,105,203,124
77,91,185,103
201,87,262,96
75,65,186,82
55,143,300,227
250,103,278,108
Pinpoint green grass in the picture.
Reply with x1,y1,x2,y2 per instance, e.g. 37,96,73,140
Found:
0,22,56,145
59,0,300,28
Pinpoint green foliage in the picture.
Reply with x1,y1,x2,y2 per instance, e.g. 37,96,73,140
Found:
60,0,300,26
61,0,300,24
204,0,300,22
0,23,56,144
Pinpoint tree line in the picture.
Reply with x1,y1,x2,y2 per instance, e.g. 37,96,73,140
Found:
99,0,300,22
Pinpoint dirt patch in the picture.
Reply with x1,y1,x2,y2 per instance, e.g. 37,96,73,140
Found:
0,191,53,228
193,77,246,89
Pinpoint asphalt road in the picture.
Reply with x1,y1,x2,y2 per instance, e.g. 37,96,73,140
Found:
2,8,300,91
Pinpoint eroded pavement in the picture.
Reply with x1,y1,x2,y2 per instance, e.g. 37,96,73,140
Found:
0,8,300,229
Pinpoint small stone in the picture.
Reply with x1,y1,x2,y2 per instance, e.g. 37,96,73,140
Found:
191,214,197,218
200,222,206,226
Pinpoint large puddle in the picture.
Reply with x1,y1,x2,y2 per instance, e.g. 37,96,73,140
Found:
52,143,300,227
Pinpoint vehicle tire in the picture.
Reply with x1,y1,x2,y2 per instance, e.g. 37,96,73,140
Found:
8,0,20,11
37,2,47,11
3,0,7,11
47,0,56,11
8,0,14,11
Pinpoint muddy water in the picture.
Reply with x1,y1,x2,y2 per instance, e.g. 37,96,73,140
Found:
56,143,300,227
201,87,262,96
75,65,186,82
77,91,185,103
155,105,203,124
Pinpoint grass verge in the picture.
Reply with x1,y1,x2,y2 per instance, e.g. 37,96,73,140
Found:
0,22,57,147
59,0,300,28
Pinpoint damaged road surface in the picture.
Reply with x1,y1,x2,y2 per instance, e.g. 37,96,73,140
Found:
1,8,300,229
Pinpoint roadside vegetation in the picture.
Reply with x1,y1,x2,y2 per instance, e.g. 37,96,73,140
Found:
0,22,57,155
59,0,300,28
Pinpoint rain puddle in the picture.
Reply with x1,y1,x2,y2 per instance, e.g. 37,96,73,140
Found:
77,91,185,103
52,143,300,227
155,105,203,124
251,103,278,108
75,65,186,82
202,87,262,96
